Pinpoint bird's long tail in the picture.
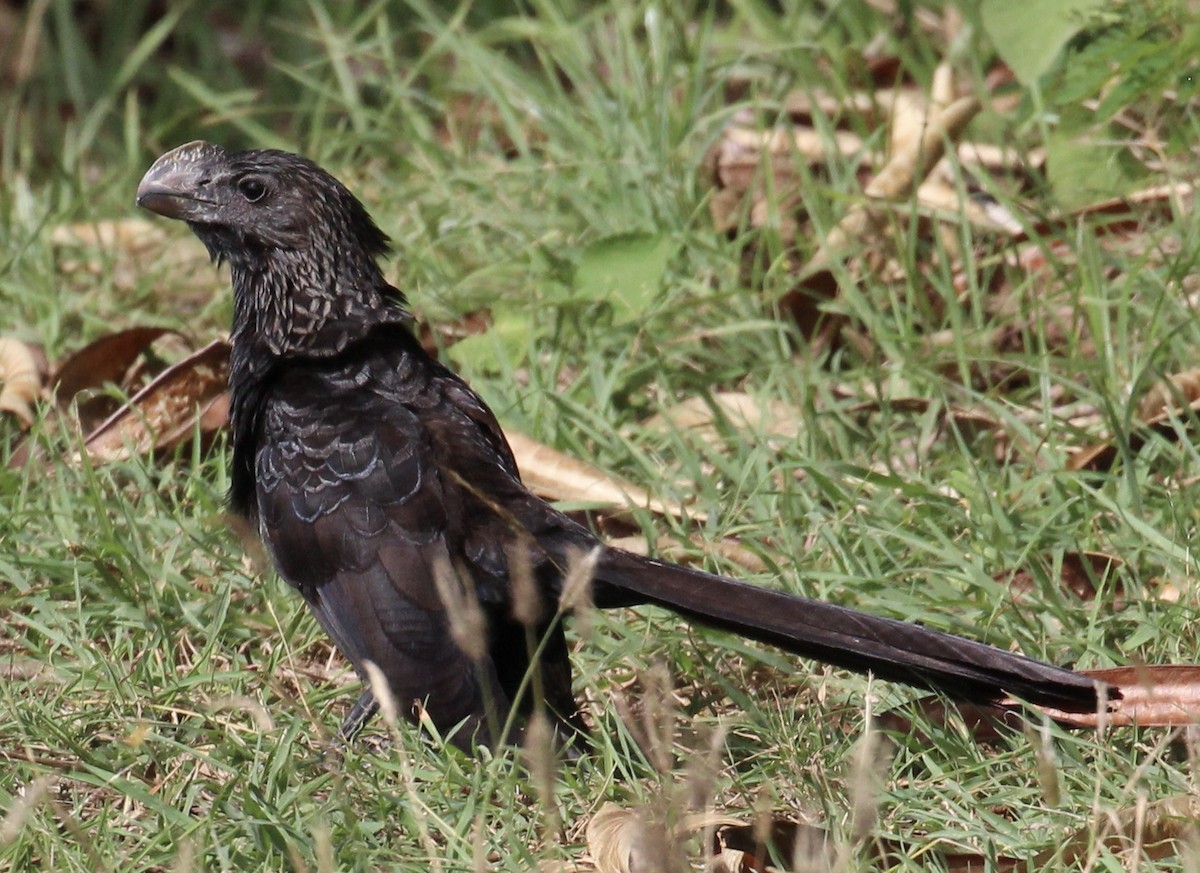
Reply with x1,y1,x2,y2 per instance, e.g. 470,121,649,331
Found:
594,548,1106,712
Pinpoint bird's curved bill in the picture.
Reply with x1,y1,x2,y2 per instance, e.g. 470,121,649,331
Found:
136,140,226,222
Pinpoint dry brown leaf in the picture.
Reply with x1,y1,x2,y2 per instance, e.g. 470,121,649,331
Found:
51,217,218,302
643,392,801,446
764,84,1037,173
870,96,980,201
506,430,701,523
877,698,1027,747
1017,181,1195,244
53,326,183,417
1066,441,1121,473
436,93,547,157
606,535,769,575
843,395,1002,433
416,308,492,358
1002,551,1124,605
897,667,1192,742
893,665,1200,735
714,67,1036,351
1137,370,1200,423
990,302,1085,356
49,217,168,254
1070,362,1200,477
888,91,929,162
81,340,230,463
781,90,981,341
777,85,896,125
587,804,777,873
0,336,46,427
706,122,822,239
585,804,641,873
1033,666,1200,728
707,847,751,873
915,174,1024,235
798,92,981,281
1038,795,1200,866
709,816,833,873
716,119,868,178
586,803,685,873
540,859,593,873
711,124,1034,241
1068,393,1200,472
582,801,1075,872
957,141,1045,174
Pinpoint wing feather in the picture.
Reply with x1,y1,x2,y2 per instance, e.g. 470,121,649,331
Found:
255,367,508,735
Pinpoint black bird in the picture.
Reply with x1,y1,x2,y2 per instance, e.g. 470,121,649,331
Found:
136,141,1106,750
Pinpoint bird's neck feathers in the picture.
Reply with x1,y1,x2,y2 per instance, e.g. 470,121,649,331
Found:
227,243,409,363
223,240,410,519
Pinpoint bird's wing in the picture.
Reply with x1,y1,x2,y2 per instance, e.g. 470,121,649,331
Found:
255,364,509,740
390,359,596,732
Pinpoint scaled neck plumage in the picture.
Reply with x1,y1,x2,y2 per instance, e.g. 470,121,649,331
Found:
222,238,411,518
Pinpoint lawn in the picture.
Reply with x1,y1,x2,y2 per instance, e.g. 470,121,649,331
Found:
2,1,1199,870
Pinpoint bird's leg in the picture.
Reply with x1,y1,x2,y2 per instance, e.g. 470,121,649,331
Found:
340,688,379,739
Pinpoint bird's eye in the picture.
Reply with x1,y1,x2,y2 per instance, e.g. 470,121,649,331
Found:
238,177,268,203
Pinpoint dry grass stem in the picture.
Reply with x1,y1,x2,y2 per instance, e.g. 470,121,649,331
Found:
433,554,489,663
509,537,543,628
362,659,400,728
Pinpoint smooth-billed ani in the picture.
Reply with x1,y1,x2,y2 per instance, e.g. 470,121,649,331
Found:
136,141,1107,750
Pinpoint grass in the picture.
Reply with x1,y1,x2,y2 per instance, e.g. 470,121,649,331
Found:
3,0,1200,870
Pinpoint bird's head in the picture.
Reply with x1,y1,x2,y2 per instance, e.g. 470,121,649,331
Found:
137,141,408,360
137,140,390,264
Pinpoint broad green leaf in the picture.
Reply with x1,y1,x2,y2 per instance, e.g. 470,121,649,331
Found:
980,0,1107,84
1045,131,1145,209
573,232,678,321
444,310,530,374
